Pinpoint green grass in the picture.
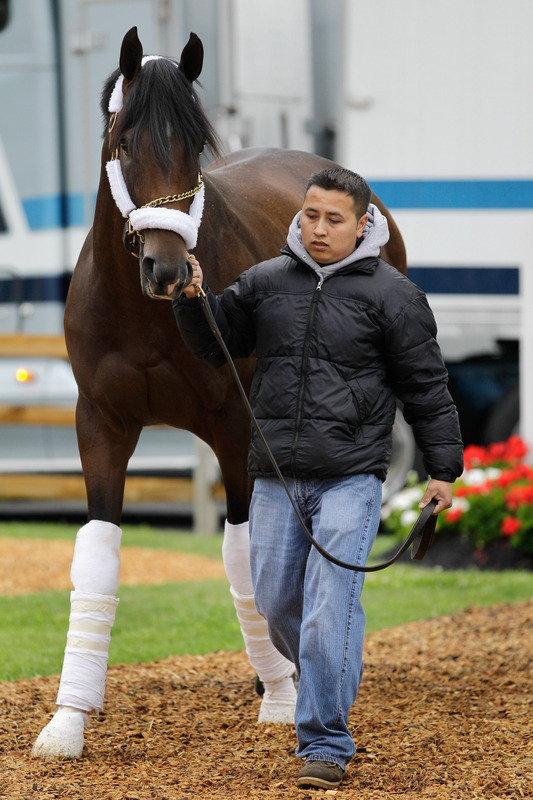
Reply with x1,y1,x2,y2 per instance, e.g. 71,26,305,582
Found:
363,564,532,630
0,581,241,682
0,522,531,681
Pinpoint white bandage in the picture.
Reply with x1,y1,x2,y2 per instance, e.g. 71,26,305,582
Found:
57,591,119,712
66,592,118,652
222,520,295,684
56,520,122,712
230,588,294,685
222,520,254,595
70,520,121,595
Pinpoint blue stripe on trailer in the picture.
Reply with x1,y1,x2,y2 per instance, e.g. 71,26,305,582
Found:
0,274,71,303
407,266,519,295
19,181,533,229
370,180,533,209
22,194,87,229
0,268,519,303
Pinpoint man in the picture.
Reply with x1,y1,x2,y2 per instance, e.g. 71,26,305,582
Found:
173,168,463,790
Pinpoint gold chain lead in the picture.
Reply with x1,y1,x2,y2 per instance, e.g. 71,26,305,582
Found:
139,173,203,209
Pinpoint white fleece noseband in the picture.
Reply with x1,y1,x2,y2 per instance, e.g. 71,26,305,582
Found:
106,55,204,251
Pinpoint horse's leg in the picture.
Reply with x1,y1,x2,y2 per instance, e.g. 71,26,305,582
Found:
214,416,297,725
33,397,140,759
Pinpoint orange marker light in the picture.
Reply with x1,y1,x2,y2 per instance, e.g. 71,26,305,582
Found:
15,367,35,383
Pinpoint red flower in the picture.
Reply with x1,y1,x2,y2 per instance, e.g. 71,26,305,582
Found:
496,464,533,488
463,445,490,469
496,471,515,488
455,485,476,497
463,435,529,471
445,508,464,524
488,441,508,461
506,435,529,460
500,516,522,537
505,484,533,510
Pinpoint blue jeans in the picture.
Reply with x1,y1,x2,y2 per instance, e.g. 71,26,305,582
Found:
249,474,381,769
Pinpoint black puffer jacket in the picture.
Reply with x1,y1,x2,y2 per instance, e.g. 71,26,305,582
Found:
174,249,463,484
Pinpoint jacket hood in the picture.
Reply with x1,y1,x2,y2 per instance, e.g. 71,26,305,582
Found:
286,202,390,277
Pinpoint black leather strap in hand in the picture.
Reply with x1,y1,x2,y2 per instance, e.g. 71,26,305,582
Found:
195,286,438,572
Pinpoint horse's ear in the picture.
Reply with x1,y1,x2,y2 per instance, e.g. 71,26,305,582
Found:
179,33,204,83
120,26,143,83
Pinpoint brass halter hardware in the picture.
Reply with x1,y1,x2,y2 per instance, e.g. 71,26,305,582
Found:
123,220,145,258
108,112,118,133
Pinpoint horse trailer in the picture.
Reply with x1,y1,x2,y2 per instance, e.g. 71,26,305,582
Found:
0,0,532,509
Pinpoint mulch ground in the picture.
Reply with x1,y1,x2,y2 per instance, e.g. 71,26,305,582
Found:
0,599,531,799
0,538,226,595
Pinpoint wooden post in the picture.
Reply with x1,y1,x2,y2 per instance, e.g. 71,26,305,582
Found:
0,334,68,358
193,437,219,535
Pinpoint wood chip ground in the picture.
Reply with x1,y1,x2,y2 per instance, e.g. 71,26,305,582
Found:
0,538,531,799
0,538,226,595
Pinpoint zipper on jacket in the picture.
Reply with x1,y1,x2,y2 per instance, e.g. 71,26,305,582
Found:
290,280,322,472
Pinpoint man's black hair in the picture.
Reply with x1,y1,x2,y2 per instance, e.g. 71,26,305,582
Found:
306,167,371,219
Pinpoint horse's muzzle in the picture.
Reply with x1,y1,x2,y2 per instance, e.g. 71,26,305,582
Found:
139,244,193,301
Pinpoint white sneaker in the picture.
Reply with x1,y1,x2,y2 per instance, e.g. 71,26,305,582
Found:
32,706,89,760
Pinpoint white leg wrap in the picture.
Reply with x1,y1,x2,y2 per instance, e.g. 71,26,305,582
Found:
70,519,122,594
222,520,254,595
57,590,119,711
32,521,121,760
223,520,296,724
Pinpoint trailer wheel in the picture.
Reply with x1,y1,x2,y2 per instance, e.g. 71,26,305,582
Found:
482,386,519,444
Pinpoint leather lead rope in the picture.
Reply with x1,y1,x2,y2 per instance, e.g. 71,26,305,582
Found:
195,286,438,572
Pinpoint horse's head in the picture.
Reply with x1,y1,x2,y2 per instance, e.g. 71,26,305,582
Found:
103,27,220,301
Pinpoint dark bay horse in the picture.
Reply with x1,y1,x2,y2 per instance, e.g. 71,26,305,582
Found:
32,27,406,759
65,27,406,530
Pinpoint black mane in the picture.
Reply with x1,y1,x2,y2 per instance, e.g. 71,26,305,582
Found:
101,58,221,170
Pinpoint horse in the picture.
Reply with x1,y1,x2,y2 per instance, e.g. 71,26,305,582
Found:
32,27,407,760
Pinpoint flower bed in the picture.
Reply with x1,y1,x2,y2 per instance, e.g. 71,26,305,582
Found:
381,435,533,569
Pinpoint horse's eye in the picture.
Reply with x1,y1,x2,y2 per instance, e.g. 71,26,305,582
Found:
120,138,129,155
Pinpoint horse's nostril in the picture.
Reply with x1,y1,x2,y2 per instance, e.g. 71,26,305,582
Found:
142,256,155,277
184,260,194,287
152,256,189,284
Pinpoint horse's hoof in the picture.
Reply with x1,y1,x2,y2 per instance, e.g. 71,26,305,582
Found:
32,706,89,760
257,675,297,725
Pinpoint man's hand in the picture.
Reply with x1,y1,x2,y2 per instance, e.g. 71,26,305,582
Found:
182,254,204,298
419,479,453,515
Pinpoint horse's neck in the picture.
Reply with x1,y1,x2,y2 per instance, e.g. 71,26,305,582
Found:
199,176,288,291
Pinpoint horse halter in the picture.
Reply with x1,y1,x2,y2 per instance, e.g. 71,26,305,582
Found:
106,55,205,255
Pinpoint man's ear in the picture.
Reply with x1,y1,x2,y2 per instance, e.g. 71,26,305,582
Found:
356,213,369,237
